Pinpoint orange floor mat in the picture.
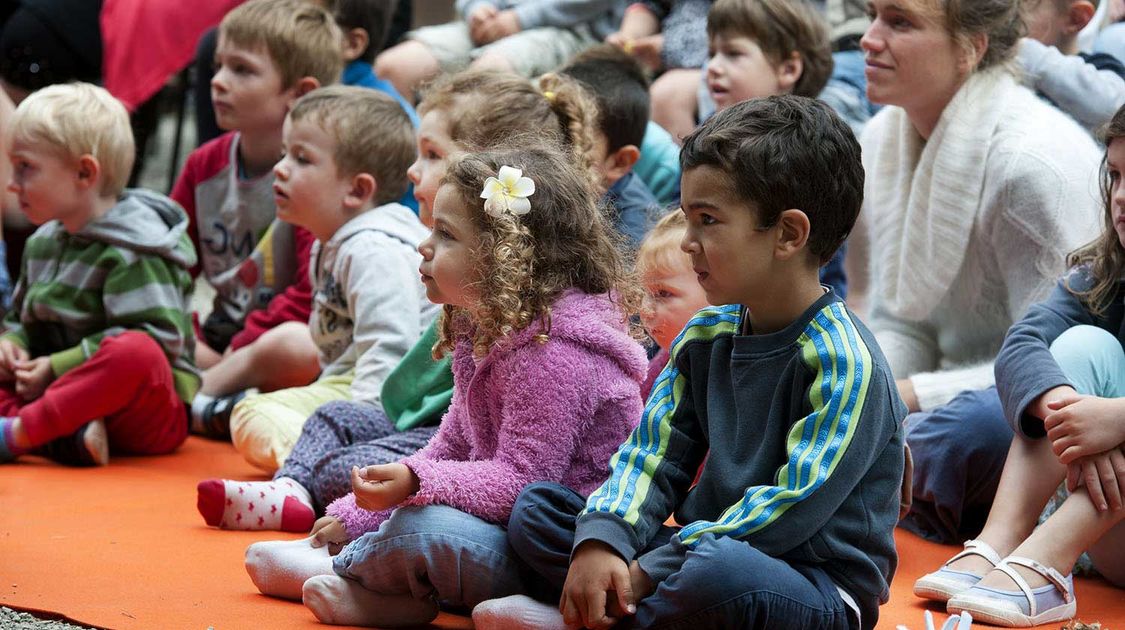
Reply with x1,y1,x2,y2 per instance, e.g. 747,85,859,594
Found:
2,436,1122,629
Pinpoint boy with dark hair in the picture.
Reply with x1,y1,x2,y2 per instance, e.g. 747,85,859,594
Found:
323,0,419,125
559,45,661,248
479,96,906,630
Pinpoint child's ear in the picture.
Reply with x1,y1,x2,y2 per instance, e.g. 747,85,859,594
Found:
773,208,811,261
342,27,369,63
1066,0,1096,34
290,77,321,104
604,145,641,184
344,173,377,210
75,154,101,190
776,52,804,93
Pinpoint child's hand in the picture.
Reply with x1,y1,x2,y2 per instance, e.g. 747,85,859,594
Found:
475,10,521,45
309,516,349,552
468,3,498,44
560,541,636,630
350,463,419,512
1067,448,1125,512
627,34,664,72
14,357,53,401
0,339,28,382
1044,395,1125,464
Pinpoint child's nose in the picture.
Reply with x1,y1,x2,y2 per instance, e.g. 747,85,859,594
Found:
407,160,422,185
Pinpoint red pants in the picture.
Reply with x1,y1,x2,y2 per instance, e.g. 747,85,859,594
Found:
0,332,187,454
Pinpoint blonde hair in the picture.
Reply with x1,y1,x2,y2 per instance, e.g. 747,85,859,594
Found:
1067,105,1125,316
220,0,344,89
9,82,134,197
289,86,414,204
636,209,689,278
417,70,599,184
434,147,643,358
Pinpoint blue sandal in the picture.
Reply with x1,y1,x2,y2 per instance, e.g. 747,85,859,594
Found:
947,556,1075,627
914,539,1002,602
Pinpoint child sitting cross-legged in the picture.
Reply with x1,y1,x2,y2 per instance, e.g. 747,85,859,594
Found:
242,145,648,628
0,83,198,466
475,96,908,630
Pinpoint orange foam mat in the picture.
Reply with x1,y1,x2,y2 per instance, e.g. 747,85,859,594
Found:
2,436,1122,629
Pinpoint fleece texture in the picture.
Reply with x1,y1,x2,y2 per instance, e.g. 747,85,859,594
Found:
326,290,647,539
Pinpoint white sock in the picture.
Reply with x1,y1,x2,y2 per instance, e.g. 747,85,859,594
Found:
244,537,334,601
472,595,569,630
303,574,439,627
197,477,315,532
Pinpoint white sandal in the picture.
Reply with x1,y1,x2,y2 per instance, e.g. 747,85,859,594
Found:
914,539,1003,602
947,556,1075,627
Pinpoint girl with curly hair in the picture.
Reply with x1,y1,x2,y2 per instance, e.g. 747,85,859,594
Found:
247,145,648,628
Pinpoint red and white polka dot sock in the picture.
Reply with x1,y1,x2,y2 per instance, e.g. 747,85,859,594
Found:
196,477,315,532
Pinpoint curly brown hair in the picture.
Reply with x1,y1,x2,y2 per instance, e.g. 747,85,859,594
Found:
1067,105,1125,317
416,70,599,182
433,147,644,357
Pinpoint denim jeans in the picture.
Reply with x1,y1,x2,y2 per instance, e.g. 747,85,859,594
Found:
901,386,1012,543
331,504,529,626
509,482,856,630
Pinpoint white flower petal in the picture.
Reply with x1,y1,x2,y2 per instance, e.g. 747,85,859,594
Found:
508,197,531,215
484,196,504,217
498,165,522,187
480,177,503,199
511,176,535,198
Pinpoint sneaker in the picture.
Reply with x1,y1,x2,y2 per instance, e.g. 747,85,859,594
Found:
40,419,109,466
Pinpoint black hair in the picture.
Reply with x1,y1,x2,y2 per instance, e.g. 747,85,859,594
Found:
325,0,396,63
680,95,863,264
559,45,650,154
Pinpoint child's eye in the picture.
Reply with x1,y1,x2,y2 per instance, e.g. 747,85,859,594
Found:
656,289,675,299
889,15,912,29
700,213,717,226
426,150,442,160
437,227,454,240
1111,170,1121,183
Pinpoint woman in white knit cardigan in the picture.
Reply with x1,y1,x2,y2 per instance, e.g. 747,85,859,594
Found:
859,0,1102,543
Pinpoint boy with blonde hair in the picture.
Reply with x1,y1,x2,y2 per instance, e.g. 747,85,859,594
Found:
0,83,198,466
224,86,436,479
172,0,344,438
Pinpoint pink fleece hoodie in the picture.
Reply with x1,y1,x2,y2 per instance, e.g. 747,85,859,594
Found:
326,289,648,538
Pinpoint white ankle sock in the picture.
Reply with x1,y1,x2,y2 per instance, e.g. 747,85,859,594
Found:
189,394,215,431
303,574,439,627
472,595,569,630
244,537,334,601
197,477,314,532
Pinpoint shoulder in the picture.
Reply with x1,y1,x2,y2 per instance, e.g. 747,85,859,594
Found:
989,88,1099,168
669,304,742,358
181,132,236,184
800,301,893,380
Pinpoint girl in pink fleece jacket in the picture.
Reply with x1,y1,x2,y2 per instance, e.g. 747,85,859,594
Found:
245,146,648,627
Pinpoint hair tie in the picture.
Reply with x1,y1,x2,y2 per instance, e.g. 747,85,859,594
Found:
481,165,535,218
542,91,556,104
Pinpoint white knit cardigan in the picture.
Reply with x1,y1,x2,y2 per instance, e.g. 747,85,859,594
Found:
860,68,1102,411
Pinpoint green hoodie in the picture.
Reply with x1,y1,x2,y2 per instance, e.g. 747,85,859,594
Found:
1,189,201,402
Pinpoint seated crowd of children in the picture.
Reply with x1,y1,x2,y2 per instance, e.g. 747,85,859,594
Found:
2,0,1125,628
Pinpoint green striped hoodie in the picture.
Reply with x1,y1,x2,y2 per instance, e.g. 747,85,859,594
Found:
1,189,200,402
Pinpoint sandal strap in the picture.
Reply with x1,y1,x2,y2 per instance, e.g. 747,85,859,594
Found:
945,538,1002,568
1003,556,1074,604
993,560,1038,616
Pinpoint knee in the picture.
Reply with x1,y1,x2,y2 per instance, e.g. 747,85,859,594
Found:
1049,325,1122,396
508,482,575,550
906,389,1011,469
100,332,166,365
252,323,316,364
670,536,774,600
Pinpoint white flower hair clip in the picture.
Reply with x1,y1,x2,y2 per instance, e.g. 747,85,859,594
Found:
480,165,535,218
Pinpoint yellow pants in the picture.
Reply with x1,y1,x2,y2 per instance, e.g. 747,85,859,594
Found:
230,372,353,473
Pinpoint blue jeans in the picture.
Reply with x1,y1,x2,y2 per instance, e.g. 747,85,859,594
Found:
331,504,530,625
901,387,1012,543
509,482,856,630
1095,22,1125,67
